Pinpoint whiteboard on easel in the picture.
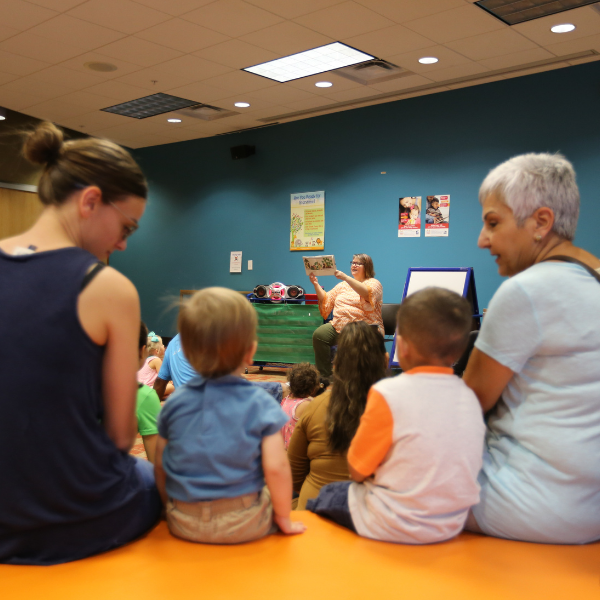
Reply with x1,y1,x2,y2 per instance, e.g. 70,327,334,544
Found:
404,270,469,298
390,267,478,368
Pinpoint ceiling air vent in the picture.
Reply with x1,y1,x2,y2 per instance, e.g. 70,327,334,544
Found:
476,0,597,26
175,104,239,121
335,60,412,85
101,93,200,119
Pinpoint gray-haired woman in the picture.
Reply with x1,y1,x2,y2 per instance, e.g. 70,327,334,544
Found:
463,153,600,544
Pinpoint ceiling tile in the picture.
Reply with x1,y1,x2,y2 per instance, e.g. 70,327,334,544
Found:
245,84,321,104
96,36,183,67
21,98,92,120
67,0,171,35
246,0,346,19
83,79,150,102
239,21,333,55
0,32,87,63
343,24,435,57
0,71,19,85
0,50,51,76
229,104,289,119
25,0,90,12
207,94,276,112
512,7,600,48
135,19,230,54
155,54,232,79
385,45,471,74
418,61,490,83
57,110,133,131
445,28,539,61
114,67,205,92
0,87,48,110
403,4,505,44
2,75,79,101
194,39,279,69
294,1,395,39
0,25,21,42
27,15,126,51
285,72,362,94
280,95,334,111
366,73,433,92
131,0,216,17
58,89,122,109
59,52,143,79
479,48,555,71
4,0,59,32
26,64,107,89
164,80,233,103
353,0,465,24
203,70,279,93
545,32,600,56
325,85,379,102
182,0,284,37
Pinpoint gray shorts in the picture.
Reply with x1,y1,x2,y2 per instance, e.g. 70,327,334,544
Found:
166,486,276,544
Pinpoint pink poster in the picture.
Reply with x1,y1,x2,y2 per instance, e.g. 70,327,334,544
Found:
424,195,450,237
398,196,421,238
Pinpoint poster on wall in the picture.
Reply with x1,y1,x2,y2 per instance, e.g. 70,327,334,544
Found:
424,195,450,237
290,191,325,251
398,196,421,238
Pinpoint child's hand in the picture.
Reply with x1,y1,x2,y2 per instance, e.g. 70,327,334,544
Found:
275,514,307,535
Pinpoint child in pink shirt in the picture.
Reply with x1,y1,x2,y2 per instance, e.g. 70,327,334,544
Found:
281,363,320,449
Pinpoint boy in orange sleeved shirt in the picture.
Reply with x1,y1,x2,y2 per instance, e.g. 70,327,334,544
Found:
307,288,485,544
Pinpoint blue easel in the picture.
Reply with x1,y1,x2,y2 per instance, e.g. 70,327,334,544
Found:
389,267,481,369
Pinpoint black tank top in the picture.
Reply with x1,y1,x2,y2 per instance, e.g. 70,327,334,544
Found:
0,247,141,545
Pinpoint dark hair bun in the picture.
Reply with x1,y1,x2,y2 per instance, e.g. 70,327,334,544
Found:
23,121,64,166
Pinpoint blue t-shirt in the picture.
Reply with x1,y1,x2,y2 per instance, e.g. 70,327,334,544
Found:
158,375,288,501
472,261,600,544
157,333,198,387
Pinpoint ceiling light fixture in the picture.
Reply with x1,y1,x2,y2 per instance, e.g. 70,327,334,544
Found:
167,118,182,123
0,107,6,121
315,81,333,87
243,42,375,83
419,57,439,65
551,23,576,33
234,102,250,108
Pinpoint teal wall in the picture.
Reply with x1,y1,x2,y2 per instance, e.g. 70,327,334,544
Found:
113,61,600,336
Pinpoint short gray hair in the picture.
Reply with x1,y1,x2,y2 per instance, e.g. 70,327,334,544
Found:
479,153,580,240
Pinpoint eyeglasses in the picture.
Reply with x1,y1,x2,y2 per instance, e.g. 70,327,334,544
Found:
109,201,139,240
350,262,364,267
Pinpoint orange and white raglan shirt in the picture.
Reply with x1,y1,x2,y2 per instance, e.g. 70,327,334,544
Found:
347,367,485,544
318,278,384,335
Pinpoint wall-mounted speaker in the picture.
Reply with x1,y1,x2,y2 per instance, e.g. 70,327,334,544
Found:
231,145,255,160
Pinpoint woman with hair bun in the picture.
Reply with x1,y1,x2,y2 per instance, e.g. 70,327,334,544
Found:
0,122,161,565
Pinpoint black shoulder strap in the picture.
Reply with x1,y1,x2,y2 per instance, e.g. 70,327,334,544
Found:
81,262,106,291
540,255,600,284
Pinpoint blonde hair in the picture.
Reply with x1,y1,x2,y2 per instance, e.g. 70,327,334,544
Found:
22,121,147,206
147,336,162,355
179,287,257,378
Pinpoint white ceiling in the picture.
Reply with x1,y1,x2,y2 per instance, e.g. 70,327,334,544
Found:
2,0,600,148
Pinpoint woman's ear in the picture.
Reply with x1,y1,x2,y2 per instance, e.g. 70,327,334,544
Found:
531,206,555,239
78,186,103,220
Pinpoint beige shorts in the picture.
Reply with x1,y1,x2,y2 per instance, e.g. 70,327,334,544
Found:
166,486,275,545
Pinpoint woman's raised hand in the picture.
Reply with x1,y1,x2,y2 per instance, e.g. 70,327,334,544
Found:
335,270,348,281
309,272,319,286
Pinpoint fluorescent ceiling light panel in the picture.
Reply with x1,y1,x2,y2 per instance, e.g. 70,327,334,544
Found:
475,0,597,26
101,93,199,119
243,42,375,83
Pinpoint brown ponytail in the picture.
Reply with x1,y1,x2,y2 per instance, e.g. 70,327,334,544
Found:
23,122,147,206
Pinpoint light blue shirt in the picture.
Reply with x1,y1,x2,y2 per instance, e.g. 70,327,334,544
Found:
158,375,288,502
157,334,198,387
472,261,600,544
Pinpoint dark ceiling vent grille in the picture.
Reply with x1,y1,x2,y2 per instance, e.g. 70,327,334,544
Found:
175,104,238,121
335,59,412,85
101,93,199,119
475,0,597,26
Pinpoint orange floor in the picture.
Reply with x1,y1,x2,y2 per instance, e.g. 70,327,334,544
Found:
3,513,599,600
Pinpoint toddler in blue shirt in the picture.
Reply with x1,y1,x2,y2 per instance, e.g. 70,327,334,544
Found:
155,287,306,544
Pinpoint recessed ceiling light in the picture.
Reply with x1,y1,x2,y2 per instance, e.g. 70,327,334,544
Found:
419,57,439,65
315,81,333,88
167,118,181,123
84,61,118,72
551,23,576,33
0,116,5,121
243,42,375,83
235,102,250,108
